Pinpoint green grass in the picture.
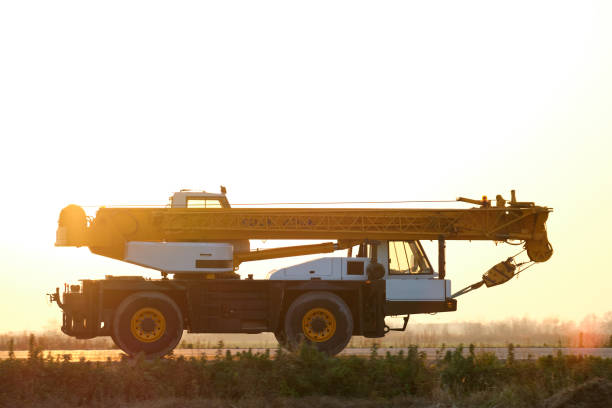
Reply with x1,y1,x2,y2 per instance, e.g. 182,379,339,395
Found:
0,338,611,407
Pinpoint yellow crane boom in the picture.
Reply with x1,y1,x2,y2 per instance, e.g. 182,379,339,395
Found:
57,193,552,264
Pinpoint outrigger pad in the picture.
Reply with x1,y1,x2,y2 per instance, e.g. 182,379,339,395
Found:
482,260,516,288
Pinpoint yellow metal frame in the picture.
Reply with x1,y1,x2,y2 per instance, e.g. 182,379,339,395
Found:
60,197,553,263
89,207,550,241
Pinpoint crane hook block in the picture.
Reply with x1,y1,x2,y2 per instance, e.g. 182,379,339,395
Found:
482,260,516,288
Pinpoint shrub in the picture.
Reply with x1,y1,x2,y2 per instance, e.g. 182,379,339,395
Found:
1,341,611,406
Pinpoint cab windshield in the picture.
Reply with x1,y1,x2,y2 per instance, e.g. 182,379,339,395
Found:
388,240,432,275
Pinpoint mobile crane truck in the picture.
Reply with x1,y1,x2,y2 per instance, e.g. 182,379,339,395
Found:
51,189,552,357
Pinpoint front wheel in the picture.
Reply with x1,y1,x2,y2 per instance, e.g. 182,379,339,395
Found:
112,291,183,359
284,291,353,356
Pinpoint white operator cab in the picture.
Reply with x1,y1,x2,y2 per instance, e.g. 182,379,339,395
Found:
124,189,241,275
268,241,451,302
169,189,231,209
383,241,450,301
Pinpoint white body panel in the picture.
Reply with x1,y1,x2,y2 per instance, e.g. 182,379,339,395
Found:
268,255,450,302
385,277,450,301
268,257,371,281
125,241,233,273
268,257,343,280
127,236,451,302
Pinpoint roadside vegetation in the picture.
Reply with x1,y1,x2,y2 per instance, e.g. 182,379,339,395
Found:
0,337,611,407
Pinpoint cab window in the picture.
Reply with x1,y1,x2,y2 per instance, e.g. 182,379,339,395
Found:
187,199,223,208
388,240,432,275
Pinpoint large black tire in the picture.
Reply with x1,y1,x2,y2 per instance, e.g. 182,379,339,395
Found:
284,291,353,356
112,291,183,359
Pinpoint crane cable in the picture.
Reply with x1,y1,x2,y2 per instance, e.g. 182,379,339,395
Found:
230,200,458,206
76,199,460,208
450,248,535,299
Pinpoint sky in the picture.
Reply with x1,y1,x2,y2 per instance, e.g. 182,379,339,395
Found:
0,1,611,332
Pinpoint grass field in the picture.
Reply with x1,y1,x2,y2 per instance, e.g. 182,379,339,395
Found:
1,336,611,408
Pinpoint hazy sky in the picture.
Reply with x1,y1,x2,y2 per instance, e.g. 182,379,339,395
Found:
1,1,611,332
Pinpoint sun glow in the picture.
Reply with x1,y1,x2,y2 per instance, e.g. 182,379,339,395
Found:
0,1,611,332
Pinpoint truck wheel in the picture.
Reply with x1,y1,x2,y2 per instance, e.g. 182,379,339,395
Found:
284,291,353,356
112,292,183,359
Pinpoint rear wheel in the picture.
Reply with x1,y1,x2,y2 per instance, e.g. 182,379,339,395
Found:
112,292,183,359
284,291,353,356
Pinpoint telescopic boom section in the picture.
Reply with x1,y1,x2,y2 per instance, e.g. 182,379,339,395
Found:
56,195,553,264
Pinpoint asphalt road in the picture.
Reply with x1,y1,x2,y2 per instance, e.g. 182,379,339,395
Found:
2,347,611,361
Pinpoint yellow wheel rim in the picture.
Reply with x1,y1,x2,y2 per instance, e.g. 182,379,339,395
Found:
130,307,166,343
301,307,336,342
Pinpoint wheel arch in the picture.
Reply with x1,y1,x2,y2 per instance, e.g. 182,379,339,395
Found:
278,287,361,335
103,288,191,332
